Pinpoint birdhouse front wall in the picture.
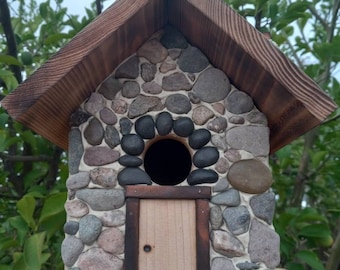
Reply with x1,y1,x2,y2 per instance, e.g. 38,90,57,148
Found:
62,27,280,270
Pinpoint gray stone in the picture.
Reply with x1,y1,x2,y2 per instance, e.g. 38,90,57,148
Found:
188,169,218,185
105,125,120,148
70,110,91,127
173,117,194,137
192,105,215,125
178,46,209,73
210,206,223,230
65,200,89,218
189,129,211,149
115,55,139,79
137,39,168,64
128,95,163,118
213,177,229,193
193,68,231,102
210,230,245,257
98,210,126,227
141,63,157,82
225,91,254,114
165,94,192,114
97,228,124,255
159,61,176,73
212,103,226,115
228,159,273,194
215,157,229,173
236,261,260,270
142,81,163,95
193,147,219,168
78,248,123,270
229,116,245,125
61,236,84,267
118,167,152,185
211,257,236,270
68,128,83,174
83,147,120,166
84,118,104,145
211,189,241,206
162,72,192,91
208,117,228,133
223,206,251,235
99,108,117,125
249,219,280,268
224,149,241,162
226,126,270,156
121,134,145,156
98,77,122,100
135,115,155,139
160,25,188,49
119,155,143,167
111,99,128,114
250,192,275,224
66,172,90,190
64,221,79,235
188,91,200,104
246,111,268,125
168,48,182,60
119,117,133,135
155,111,173,135
90,167,117,188
122,81,140,98
84,93,105,115
76,189,125,211
211,134,228,151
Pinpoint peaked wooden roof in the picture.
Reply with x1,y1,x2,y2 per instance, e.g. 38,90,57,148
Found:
1,0,337,152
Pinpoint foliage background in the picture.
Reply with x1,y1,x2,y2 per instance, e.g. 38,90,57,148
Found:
0,0,339,269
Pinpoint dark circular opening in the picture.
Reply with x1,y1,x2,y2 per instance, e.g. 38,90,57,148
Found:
144,139,192,185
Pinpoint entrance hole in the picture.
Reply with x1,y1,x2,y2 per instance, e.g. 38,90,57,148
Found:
144,139,192,185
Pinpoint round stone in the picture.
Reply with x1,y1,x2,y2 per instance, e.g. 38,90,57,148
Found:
223,206,250,235
84,147,120,166
173,117,194,137
211,257,236,270
98,210,125,227
187,169,218,185
61,236,84,267
207,117,228,133
159,61,176,73
64,221,79,235
160,25,188,49
225,91,254,114
215,158,229,174
189,129,211,149
118,168,152,185
84,93,105,115
250,192,275,224
210,206,223,230
178,46,209,73
229,115,245,124
211,134,228,151
78,248,123,270
79,215,102,245
188,92,200,104
111,99,127,114
105,125,120,149
135,115,155,139
192,105,215,125
128,95,163,119
90,167,117,188
236,261,260,270
141,63,157,82
193,147,219,168
65,200,89,218
100,108,117,125
211,189,241,206
84,118,104,145
70,110,91,127
98,77,122,100
115,55,139,79
224,149,241,162
155,112,173,135
210,230,245,257
119,155,143,167
162,72,192,91
193,68,231,103
119,117,133,135
212,103,226,115
137,39,168,64
66,172,90,190
122,81,140,98
246,111,268,125
98,228,124,255
228,159,273,194
213,177,229,193
121,134,145,156
142,81,163,95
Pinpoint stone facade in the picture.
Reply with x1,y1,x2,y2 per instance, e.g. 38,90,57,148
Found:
62,26,280,270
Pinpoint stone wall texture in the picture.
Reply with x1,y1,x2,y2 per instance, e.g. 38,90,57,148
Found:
62,26,280,270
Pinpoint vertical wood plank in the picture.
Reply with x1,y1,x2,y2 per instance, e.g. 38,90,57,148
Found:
196,199,210,270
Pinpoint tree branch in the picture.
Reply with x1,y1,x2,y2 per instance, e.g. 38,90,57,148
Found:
308,5,330,32
96,0,102,15
326,220,340,270
0,152,53,162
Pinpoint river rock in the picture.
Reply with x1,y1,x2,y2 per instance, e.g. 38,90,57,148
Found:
210,206,223,230
119,117,133,135
61,236,84,267
142,81,163,95
165,94,191,114
211,257,236,270
122,81,140,98
128,95,163,118
135,115,155,139
210,230,245,257
223,206,250,235
187,169,218,185
84,118,104,145
100,108,117,125
155,111,173,135
141,62,157,82
98,77,122,100
63,221,79,235
105,125,120,149
118,168,152,185
118,155,143,167
98,227,124,255
83,147,120,166
173,117,194,137
225,91,254,114
98,210,126,227
192,105,215,125
137,39,168,64
250,192,275,224
111,99,127,114
65,200,89,218
178,46,209,73
79,215,102,245
115,55,139,79
121,134,145,155
193,146,219,168
84,93,105,115
66,172,90,190
90,167,117,188
162,72,192,91
78,248,123,270
211,189,240,206
208,117,228,133
70,109,91,127
189,129,211,149
160,25,188,49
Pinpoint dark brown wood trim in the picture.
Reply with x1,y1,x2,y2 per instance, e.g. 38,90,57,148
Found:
125,185,211,199
196,199,211,270
124,198,140,270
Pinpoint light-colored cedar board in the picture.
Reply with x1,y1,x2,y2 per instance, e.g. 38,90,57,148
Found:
138,199,196,270
196,199,211,270
126,185,211,199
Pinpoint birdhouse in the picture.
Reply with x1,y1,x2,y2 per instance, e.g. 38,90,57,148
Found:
2,0,337,269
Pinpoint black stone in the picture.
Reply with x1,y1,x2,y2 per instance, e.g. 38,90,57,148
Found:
173,117,194,137
70,110,91,127
155,112,173,135
118,168,152,185
160,25,188,49
69,128,83,174
187,169,218,185
189,129,211,149
135,115,155,139
105,125,120,148
64,221,79,235
193,147,219,168
98,77,122,100
119,117,133,135
121,134,145,156
119,155,143,167
84,118,104,145
165,94,192,114
178,46,209,73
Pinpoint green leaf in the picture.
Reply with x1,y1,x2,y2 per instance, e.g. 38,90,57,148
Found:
12,253,27,270
16,196,36,230
39,192,67,224
0,55,23,66
23,232,49,270
8,216,29,246
0,113,9,127
298,223,331,239
0,70,18,91
295,250,325,270
44,33,72,45
286,262,305,270
0,236,17,251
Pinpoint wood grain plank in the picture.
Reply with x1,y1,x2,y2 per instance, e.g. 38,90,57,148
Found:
196,199,210,270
